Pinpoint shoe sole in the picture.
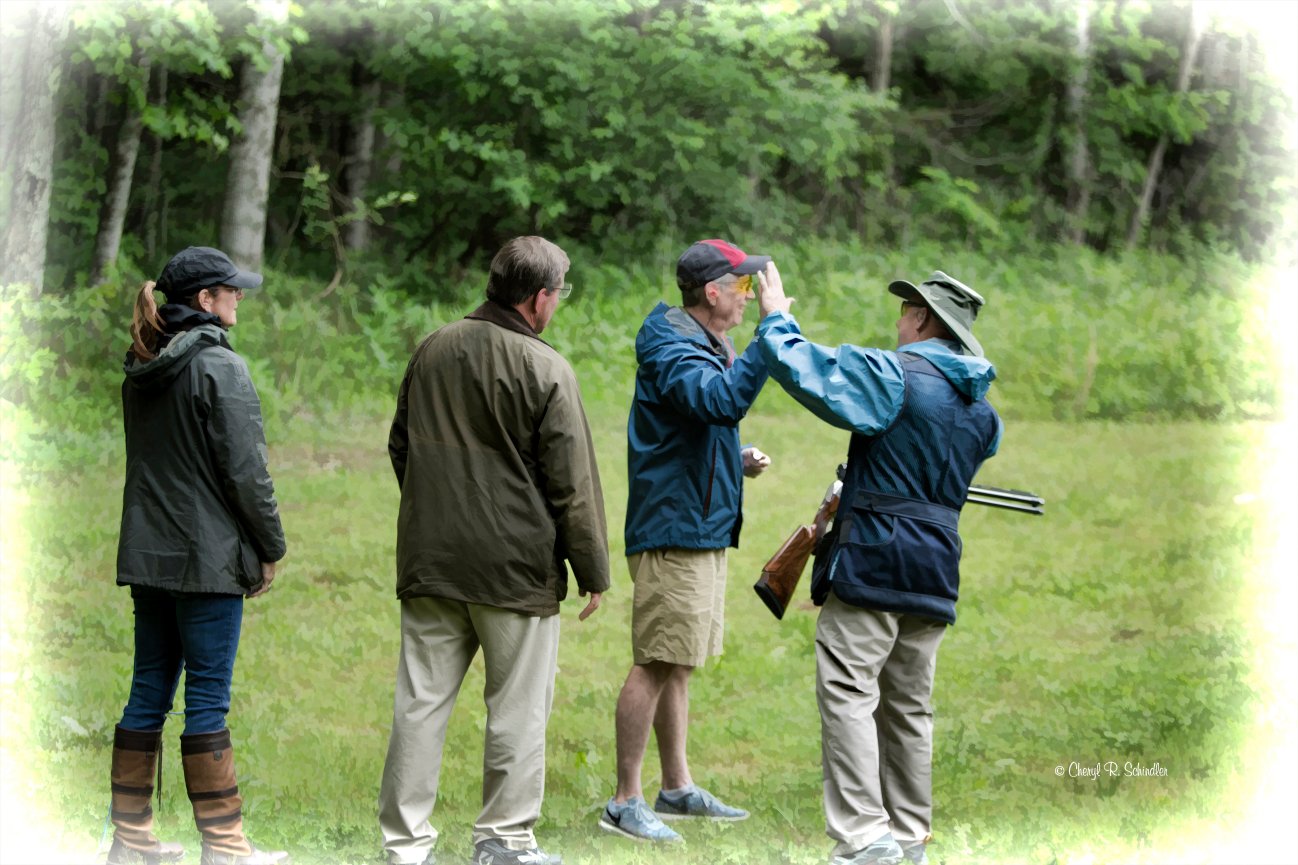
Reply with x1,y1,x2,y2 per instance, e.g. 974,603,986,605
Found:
597,817,683,844
655,810,750,823
106,852,185,865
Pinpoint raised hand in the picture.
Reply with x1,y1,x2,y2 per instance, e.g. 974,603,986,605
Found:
755,261,794,318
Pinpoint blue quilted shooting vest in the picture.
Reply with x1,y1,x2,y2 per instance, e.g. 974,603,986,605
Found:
813,353,1000,624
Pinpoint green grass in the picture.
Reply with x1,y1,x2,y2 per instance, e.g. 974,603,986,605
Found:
2,369,1284,864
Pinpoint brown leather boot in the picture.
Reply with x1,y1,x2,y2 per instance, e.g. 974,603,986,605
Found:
180,729,289,865
106,726,184,865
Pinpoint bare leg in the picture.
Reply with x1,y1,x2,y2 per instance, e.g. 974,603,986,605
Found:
655,664,694,791
613,661,676,802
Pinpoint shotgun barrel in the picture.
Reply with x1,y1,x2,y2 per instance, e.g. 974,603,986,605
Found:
966,484,1045,515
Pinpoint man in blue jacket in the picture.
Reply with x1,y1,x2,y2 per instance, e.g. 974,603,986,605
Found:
755,265,1001,865
599,239,773,843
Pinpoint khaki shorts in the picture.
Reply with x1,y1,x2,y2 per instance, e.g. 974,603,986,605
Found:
628,548,727,667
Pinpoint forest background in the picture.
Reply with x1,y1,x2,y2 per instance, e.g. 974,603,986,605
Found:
2,0,1296,863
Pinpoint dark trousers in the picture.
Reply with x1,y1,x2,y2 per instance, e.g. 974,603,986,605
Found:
119,586,243,735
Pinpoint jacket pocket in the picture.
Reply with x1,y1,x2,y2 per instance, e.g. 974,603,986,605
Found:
235,525,263,592
831,499,960,601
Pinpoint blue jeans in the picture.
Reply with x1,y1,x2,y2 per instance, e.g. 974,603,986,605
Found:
119,587,243,735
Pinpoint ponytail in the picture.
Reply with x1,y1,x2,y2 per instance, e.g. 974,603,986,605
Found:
130,281,164,361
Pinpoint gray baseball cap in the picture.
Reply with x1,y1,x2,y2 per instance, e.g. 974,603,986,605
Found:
888,270,985,357
156,246,263,300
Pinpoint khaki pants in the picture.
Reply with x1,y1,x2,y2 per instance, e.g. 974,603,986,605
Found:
816,593,946,856
378,596,560,864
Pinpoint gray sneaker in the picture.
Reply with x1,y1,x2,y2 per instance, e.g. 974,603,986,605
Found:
901,841,928,864
598,796,683,843
829,833,904,865
472,838,560,865
654,784,749,821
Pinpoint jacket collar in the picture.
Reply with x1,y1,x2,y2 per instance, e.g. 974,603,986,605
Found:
664,304,732,366
465,299,546,343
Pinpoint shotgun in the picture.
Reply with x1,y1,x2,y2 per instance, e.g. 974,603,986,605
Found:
754,481,1045,619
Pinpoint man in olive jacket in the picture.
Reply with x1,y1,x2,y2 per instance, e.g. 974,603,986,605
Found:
379,236,610,865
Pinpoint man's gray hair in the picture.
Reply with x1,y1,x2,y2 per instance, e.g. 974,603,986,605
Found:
486,236,570,306
681,273,732,308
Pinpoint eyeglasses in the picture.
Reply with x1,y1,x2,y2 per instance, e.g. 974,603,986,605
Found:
729,275,754,297
900,300,925,316
556,283,573,299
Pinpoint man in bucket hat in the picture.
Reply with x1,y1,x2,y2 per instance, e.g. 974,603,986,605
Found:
600,239,774,843
886,270,985,358
754,265,1002,865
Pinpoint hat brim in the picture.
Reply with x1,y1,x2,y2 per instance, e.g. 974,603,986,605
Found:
888,279,921,301
887,280,983,357
225,269,264,291
731,254,772,276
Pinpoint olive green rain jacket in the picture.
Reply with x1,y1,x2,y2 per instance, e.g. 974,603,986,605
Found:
388,301,611,616
117,322,285,596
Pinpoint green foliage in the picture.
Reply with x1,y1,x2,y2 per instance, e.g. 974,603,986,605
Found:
45,0,260,284
914,167,1004,242
36,0,1296,290
347,0,875,274
292,161,418,282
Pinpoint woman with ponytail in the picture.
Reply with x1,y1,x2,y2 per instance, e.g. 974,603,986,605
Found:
108,247,289,865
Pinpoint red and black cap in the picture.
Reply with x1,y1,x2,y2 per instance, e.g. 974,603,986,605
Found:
676,239,772,290
156,246,263,300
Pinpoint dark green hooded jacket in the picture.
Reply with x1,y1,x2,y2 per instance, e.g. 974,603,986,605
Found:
117,319,285,595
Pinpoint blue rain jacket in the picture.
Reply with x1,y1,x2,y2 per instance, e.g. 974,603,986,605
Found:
757,311,1001,623
624,303,769,555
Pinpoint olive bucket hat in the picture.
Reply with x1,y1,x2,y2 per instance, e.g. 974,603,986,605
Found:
888,270,985,357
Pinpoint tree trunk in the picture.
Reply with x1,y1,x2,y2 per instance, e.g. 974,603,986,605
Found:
220,26,286,270
91,57,151,284
1126,2,1205,249
0,4,67,292
144,65,168,262
874,3,900,244
343,62,380,252
92,73,111,144
379,84,402,177
872,6,893,95
1065,0,1091,245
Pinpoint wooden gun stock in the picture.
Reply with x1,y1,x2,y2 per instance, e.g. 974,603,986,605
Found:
753,524,816,620
753,491,839,620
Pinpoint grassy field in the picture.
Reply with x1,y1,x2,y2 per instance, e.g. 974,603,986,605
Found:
3,363,1293,864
